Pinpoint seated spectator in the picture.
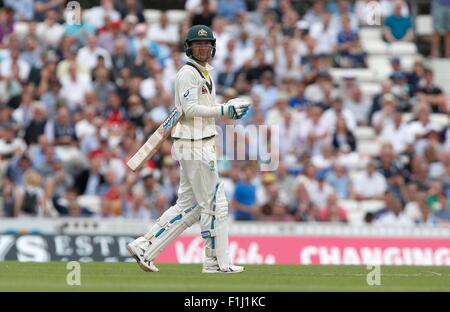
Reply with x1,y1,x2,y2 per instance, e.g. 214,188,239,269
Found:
379,107,413,154
416,68,448,113
344,86,370,125
326,164,352,199
330,0,359,32
192,0,216,27
45,106,78,146
369,79,393,124
335,15,359,62
53,188,94,217
322,97,357,132
288,80,308,110
74,155,105,196
383,0,413,43
372,94,396,134
217,0,246,23
431,0,450,58
336,34,367,68
318,193,348,222
352,160,387,200
390,71,411,111
260,200,295,222
148,11,179,46
309,12,336,55
231,163,258,221
374,193,414,226
13,169,48,217
217,58,237,95
299,105,329,156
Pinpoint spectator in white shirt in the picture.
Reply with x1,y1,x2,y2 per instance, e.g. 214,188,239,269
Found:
374,193,414,227
321,97,357,132
344,86,370,125
59,61,93,111
84,0,121,30
0,47,31,82
77,35,112,70
148,11,179,45
309,12,337,55
36,10,65,48
303,0,326,27
371,93,396,134
75,106,97,141
379,108,413,153
352,161,387,200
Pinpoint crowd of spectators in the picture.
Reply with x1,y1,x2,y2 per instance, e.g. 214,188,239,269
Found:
0,0,449,226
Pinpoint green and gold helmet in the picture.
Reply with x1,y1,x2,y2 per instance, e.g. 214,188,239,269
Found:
184,25,216,58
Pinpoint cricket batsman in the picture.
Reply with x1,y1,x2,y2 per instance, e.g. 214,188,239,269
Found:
127,25,250,273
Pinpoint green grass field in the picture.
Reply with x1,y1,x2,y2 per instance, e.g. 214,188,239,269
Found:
0,261,449,292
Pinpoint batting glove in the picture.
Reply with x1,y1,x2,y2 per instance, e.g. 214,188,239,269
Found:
222,98,251,119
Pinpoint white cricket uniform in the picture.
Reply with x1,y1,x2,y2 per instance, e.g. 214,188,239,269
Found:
142,58,234,270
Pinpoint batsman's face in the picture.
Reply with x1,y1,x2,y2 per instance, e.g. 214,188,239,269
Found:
191,40,213,63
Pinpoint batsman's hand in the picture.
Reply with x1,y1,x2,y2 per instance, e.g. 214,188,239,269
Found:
222,98,251,119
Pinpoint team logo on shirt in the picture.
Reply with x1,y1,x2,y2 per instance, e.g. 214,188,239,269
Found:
198,29,208,37
201,85,207,94
209,160,215,171
184,90,189,97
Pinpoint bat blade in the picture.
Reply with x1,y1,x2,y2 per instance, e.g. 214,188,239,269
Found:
126,107,183,171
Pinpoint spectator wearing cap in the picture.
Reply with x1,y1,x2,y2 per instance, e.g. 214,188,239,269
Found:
332,115,356,153
256,171,289,210
416,68,448,113
352,161,387,200
383,0,413,43
231,163,258,221
369,79,392,124
431,0,450,58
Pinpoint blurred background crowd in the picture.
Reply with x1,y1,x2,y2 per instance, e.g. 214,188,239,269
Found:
0,0,449,226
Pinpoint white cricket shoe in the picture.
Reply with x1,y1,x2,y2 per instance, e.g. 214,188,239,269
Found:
202,257,244,274
127,237,159,272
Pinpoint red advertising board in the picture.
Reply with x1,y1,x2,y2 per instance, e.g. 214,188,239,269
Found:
159,235,450,265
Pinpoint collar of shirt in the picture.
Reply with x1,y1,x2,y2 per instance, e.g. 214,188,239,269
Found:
187,57,214,77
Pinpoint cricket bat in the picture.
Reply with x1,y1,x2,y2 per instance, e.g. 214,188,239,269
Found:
126,79,207,171
126,107,183,171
